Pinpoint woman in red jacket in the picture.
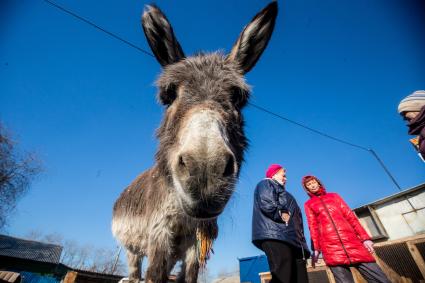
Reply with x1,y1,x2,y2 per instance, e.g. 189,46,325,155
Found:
302,175,390,283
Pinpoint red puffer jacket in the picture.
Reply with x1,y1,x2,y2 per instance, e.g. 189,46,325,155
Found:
303,176,375,266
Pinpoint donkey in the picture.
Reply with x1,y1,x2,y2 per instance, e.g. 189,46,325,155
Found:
112,2,278,282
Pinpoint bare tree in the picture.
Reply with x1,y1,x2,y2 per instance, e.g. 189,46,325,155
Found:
25,229,43,240
43,232,63,244
25,230,126,275
0,123,41,230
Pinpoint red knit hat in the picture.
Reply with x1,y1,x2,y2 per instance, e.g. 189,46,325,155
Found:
266,164,284,179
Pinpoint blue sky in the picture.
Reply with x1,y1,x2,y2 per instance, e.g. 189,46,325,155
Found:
1,0,425,278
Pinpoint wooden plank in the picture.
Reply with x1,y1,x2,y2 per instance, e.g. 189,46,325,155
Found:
325,267,336,283
63,271,78,283
351,267,367,283
374,234,425,247
259,272,271,283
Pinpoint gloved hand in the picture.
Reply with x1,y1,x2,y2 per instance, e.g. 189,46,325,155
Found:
363,240,375,253
312,250,320,264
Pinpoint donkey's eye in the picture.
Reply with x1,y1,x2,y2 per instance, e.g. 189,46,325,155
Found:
230,87,249,109
159,84,178,106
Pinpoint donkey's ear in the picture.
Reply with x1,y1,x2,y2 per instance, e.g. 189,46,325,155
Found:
142,5,185,67
227,1,278,74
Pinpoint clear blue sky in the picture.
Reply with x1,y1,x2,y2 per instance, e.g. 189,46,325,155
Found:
1,0,425,278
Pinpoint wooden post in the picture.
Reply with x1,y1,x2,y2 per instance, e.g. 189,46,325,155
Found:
63,271,78,283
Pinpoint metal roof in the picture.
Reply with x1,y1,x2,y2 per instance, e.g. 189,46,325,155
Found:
0,234,62,264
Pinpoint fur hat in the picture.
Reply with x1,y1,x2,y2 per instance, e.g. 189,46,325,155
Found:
398,90,425,114
266,164,284,179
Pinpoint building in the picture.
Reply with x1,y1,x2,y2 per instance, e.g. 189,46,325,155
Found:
354,182,425,241
0,234,124,283
0,234,64,282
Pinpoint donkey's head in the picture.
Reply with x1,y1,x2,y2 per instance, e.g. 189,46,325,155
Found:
142,2,277,219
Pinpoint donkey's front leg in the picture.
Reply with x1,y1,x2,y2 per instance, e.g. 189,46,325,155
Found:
177,244,199,283
145,242,171,283
127,251,142,283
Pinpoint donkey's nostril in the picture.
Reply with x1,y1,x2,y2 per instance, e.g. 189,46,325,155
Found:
179,155,186,168
223,155,235,177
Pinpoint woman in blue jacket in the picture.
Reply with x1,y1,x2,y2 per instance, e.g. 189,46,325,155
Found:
252,164,310,283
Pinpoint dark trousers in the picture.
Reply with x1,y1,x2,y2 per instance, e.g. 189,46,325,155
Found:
330,262,391,283
261,240,308,283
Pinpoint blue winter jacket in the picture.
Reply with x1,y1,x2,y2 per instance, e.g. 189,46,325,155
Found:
252,178,310,257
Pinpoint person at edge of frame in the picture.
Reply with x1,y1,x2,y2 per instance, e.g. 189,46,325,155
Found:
398,90,425,161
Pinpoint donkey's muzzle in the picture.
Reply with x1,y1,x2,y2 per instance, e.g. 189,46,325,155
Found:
174,149,237,219
182,200,224,219
177,150,236,179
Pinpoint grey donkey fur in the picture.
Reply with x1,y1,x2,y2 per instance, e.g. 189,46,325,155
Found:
112,2,278,282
